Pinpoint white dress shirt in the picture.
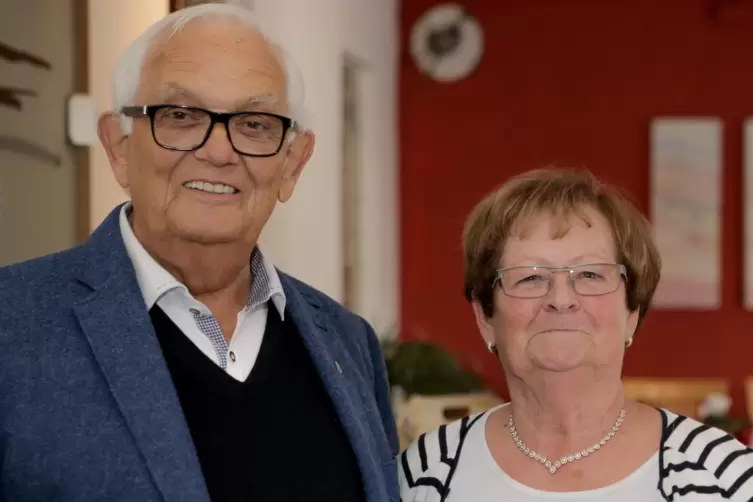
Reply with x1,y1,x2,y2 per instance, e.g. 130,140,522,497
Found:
119,203,286,382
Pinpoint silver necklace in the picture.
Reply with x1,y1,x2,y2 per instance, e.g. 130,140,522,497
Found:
508,408,626,474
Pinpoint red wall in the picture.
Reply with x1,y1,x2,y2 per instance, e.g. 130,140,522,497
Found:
400,0,753,415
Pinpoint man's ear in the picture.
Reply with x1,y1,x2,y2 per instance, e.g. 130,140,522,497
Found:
278,130,315,203
98,112,130,189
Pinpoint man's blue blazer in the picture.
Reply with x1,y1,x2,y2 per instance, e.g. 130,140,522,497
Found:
0,204,399,502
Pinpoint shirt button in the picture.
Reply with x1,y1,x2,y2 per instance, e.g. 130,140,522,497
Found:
229,351,236,363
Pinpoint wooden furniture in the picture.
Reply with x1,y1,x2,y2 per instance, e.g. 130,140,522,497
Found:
394,392,504,449
623,377,729,419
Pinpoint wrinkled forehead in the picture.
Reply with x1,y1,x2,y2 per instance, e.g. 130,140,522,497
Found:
137,18,288,111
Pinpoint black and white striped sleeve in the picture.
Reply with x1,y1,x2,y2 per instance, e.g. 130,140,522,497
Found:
398,414,486,502
660,412,753,501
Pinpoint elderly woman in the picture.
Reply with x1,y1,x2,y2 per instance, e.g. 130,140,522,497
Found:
399,168,753,501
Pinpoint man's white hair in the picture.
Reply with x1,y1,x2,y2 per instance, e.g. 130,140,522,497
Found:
112,3,307,134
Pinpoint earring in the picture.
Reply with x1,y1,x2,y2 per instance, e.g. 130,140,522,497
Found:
625,335,634,348
486,341,498,354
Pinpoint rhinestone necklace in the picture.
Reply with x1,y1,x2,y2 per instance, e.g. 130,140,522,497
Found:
508,408,626,474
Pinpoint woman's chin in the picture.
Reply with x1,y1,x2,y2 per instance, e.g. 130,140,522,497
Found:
531,355,589,373
526,334,592,372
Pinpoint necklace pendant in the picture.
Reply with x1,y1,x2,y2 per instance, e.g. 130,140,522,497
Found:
508,407,627,475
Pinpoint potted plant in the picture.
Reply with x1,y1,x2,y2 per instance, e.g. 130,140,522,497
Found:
698,392,753,445
381,338,502,447
381,338,485,396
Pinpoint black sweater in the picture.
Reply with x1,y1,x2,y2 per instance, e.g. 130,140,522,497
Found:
150,303,366,502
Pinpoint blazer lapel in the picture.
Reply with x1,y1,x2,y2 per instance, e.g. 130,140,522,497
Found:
72,206,209,502
279,274,388,502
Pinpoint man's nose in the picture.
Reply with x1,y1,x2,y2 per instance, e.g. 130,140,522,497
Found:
195,122,237,166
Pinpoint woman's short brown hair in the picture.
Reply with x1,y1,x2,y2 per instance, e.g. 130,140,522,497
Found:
462,167,661,331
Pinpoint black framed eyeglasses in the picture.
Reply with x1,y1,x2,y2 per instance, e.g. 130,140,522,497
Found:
120,104,297,157
493,263,628,299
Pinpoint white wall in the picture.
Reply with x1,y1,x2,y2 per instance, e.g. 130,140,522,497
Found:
86,0,399,336
87,0,168,228
250,0,400,335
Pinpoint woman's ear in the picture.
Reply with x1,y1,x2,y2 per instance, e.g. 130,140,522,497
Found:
625,309,639,346
472,300,497,350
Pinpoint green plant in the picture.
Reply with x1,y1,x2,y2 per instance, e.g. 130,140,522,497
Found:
703,415,750,435
381,338,485,396
698,392,751,435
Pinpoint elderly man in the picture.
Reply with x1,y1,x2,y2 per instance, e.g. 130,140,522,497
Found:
0,4,398,502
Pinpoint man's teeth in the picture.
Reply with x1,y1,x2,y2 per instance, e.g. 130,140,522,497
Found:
183,181,238,194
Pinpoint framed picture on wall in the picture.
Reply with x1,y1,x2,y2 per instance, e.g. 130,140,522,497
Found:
649,117,723,309
743,119,753,310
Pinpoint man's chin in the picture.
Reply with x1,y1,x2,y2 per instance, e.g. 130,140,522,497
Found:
170,221,245,245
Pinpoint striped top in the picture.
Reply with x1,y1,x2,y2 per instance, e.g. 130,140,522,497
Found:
399,408,753,502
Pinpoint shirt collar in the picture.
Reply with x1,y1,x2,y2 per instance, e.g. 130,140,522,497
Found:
119,202,286,317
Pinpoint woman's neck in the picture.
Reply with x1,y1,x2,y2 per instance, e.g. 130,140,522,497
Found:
505,369,627,458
